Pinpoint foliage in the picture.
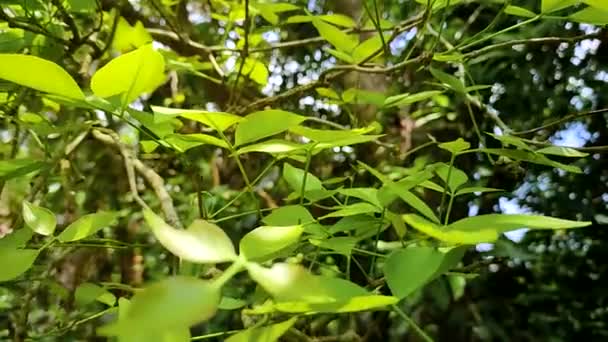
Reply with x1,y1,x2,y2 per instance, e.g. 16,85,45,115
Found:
0,0,606,341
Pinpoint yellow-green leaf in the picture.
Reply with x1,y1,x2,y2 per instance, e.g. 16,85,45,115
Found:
235,110,306,146
91,44,165,105
99,277,220,337
150,106,241,131
57,211,119,242
143,210,237,264
312,19,357,53
240,225,304,262
0,54,84,99
22,200,56,236
112,17,152,52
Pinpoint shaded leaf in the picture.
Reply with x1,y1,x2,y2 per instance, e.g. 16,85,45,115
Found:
536,146,589,158
236,139,304,155
312,19,357,53
151,106,241,132
438,138,470,154
0,248,38,282
384,246,445,299
384,91,442,108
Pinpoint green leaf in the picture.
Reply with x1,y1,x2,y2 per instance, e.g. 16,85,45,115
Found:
454,187,503,196
57,211,119,242
91,44,165,105
403,213,591,244
430,67,466,94
448,214,592,233
0,228,33,248
235,139,305,155
151,106,242,132
352,34,387,63
536,146,589,157
542,0,579,13
247,263,397,313
319,14,357,28
219,297,247,310
129,109,178,138
239,225,304,262
0,248,39,282
226,317,297,342
262,205,315,226
585,0,608,11
112,17,152,52
328,215,384,235
569,7,608,24
242,58,269,85
415,0,463,10
290,124,377,142
0,159,45,180
336,188,382,208
403,214,499,244
321,202,381,219
383,246,445,299
235,110,306,146
312,18,357,53
316,87,341,100
342,88,386,106
325,48,355,63
438,138,470,154
75,283,116,307
22,200,56,236
283,163,325,195
383,91,442,108
435,164,468,193
99,277,220,337
0,54,84,99
164,133,228,152
479,148,582,173
309,236,358,256
504,5,537,17
359,161,440,223
143,210,237,264
486,133,533,151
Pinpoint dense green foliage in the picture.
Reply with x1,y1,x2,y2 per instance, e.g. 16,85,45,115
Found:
0,0,607,341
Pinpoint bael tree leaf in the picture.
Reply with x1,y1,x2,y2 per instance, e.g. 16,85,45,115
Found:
438,138,471,154
143,210,237,264
164,133,228,152
448,214,591,233
235,139,305,155
91,44,165,105
312,18,357,53
283,163,325,194
235,110,306,147
0,54,84,99
246,263,397,314
0,248,39,282
321,202,381,219
239,225,304,262
535,146,589,158
150,106,241,132
383,246,445,299
434,163,468,193
541,0,579,13
0,159,45,180
262,205,316,226
226,317,297,342
383,91,442,108
99,276,219,339
75,283,116,307
57,211,119,242
22,200,56,236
